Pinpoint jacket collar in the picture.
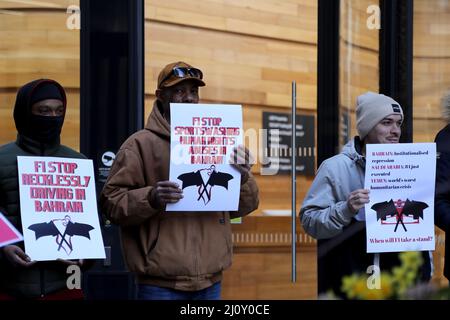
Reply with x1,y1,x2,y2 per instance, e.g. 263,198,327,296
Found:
341,137,365,168
145,100,170,140
354,136,364,155
15,133,61,156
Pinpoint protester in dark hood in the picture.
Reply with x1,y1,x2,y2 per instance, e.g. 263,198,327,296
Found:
0,79,90,299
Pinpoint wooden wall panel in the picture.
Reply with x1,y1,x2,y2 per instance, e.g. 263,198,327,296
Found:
0,0,74,9
413,110,447,143
0,3,80,150
222,250,316,299
339,45,379,110
145,22,317,109
413,0,450,58
0,12,79,88
223,216,317,299
340,0,380,51
339,0,379,113
413,0,450,146
145,0,317,44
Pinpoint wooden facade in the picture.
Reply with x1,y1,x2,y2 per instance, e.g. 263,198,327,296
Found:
0,0,448,298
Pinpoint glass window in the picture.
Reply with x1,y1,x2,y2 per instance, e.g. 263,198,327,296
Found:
0,0,80,149
145,0,318,299
413,0,450,287
413,0,450,143
339,0,380,146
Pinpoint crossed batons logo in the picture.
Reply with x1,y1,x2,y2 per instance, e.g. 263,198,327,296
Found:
177,165,233,205
371,199,428,232
28,216,94,255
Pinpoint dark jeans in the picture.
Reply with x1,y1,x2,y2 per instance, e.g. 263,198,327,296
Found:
137,282,221,300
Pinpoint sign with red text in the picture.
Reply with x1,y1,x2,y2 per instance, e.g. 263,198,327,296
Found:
167,103,243,211
17,156,105,261
364,143,436,253
0,212,23,248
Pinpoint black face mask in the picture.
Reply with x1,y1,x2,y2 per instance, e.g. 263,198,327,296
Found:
27,114,64,143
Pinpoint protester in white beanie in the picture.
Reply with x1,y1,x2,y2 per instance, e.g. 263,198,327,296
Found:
356,91,403,140
300,90,432,298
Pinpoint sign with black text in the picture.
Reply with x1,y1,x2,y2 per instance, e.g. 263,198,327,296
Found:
364,143,436,253
167,103,243,211
18,156,106,261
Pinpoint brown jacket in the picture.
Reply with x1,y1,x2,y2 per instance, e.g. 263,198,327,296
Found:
100,101,259,291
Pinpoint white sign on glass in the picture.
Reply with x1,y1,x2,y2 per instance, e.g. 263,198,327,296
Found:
364,143,436,253
167,103,243,211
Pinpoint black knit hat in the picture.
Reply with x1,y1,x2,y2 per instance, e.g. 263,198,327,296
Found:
30,82,63,105
13,79,67,136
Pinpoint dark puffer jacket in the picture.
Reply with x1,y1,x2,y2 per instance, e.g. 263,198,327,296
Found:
435,124,450,280
0,79,86,298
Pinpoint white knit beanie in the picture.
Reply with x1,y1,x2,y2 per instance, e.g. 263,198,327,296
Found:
356,91,403,139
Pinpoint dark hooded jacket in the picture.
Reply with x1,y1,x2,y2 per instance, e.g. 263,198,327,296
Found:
435,124,450,280
0,79,86,298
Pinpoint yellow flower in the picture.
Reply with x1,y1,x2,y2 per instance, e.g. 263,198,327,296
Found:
341,251,423,300
382,274,395,295
353,278,368,299
400,251,422,268
341,272,394,300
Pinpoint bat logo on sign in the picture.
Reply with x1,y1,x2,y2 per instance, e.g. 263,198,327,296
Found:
177,165,233,205
28,215,94,255
371,199,428,232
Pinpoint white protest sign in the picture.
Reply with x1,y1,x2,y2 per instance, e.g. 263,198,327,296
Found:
18,156,105,261
364,143,436,253
167,103,243,211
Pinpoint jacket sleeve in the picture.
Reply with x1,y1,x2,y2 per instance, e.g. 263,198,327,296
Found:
230,172,259,219
299,161,355,239
435,131,450,232
100,147,160,227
